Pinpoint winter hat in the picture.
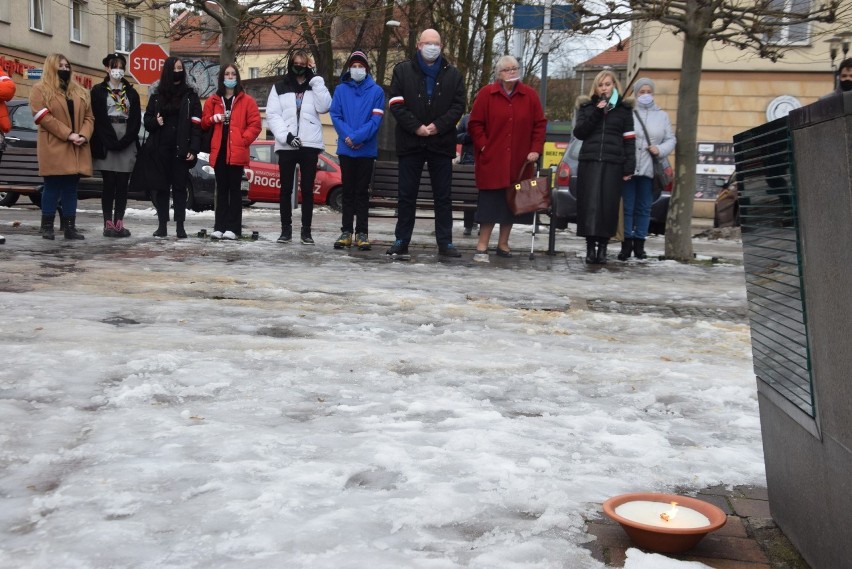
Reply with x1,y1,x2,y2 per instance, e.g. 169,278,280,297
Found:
632,77,655,94
102,52,127,68
346,51,370,73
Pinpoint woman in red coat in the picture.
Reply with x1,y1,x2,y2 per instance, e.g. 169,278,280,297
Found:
201,64,262,239
468,55,546,261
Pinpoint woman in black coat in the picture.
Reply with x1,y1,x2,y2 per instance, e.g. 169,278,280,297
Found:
143,56,201,238
573,70,636,264
90,53,141,237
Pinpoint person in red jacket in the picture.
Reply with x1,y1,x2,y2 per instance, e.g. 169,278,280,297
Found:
0,72,14,245
468,55,546,261
201,64,262,239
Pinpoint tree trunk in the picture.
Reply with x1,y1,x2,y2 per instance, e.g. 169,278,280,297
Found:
375,0,395,85
665,31,706,262
481,0,498,91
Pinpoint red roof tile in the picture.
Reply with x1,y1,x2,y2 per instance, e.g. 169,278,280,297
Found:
580,39,630,67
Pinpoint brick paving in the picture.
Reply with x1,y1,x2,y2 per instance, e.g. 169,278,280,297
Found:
583,485,810,568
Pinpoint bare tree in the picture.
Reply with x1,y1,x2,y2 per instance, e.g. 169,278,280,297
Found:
567,0,848,261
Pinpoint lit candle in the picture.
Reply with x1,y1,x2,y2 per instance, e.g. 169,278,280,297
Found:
615,500,711,529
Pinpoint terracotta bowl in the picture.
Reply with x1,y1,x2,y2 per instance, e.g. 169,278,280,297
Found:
602,492,727,553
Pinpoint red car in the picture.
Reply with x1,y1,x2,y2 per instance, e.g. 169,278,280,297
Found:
245,140,344,211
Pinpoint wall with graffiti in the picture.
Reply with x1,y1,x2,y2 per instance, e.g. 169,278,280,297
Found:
184,59,221,98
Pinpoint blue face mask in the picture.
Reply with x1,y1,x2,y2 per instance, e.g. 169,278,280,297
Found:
224,78,238,89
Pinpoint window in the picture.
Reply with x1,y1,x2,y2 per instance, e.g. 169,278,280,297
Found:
766,0,811,45
115,14,137,53
0,0,11,23
70,0,85,43
249,67,260,79
30,0,47,31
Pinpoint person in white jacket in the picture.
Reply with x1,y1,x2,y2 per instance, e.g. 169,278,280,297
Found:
266,50,331,244
620,77,675,260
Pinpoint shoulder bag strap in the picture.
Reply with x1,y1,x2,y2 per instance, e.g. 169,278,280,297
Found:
633,110,653,147
516,160,535,184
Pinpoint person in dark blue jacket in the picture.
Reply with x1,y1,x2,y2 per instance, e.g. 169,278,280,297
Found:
330,51,385,251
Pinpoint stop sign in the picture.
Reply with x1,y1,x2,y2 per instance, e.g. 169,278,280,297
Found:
128,43,169,85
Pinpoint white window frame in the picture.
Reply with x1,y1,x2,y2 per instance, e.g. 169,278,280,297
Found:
115,13,138,53
766,0,811,46
30,0,48,32
70,0,86,43
249,67,260,79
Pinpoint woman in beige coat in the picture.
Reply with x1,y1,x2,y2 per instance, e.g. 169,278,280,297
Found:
30,53,94,240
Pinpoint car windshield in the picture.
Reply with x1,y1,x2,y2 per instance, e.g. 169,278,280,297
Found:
10,102,37,131
251,144,274,163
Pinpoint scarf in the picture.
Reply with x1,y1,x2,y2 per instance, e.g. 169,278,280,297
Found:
416,52,441,99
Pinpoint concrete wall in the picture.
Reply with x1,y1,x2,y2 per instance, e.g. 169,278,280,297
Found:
759,92,852,569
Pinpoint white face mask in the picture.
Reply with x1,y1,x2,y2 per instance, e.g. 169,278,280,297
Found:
637,93,654,106
349,67,367,82
110,68,125,81
421,44,441,62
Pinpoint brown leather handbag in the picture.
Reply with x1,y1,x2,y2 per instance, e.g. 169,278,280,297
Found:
506,160,551,215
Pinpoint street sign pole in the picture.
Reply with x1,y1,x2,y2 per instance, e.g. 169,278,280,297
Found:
540,0,552,114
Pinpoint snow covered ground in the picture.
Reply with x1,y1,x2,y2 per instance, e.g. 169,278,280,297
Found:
0,205,760,568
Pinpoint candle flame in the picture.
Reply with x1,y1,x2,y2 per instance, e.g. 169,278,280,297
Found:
659,501,679,522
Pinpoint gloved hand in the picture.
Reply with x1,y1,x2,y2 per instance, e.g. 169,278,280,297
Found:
308,75,324,89
286,133,302,149
213,113,225,124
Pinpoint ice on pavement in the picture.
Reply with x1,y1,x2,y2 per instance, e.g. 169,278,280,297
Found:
0,206,761,568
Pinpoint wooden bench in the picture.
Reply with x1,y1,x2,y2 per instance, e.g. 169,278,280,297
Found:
0,146,41,207
369,160,478,215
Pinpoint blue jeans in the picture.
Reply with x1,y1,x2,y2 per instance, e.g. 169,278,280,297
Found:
395,151,453,246
41,174,80,216
623,175,653,239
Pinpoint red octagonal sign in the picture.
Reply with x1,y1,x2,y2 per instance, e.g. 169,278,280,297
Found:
129,43,169,85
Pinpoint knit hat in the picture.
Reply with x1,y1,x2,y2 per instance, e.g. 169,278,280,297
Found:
632,77,655,95
346,51,370,73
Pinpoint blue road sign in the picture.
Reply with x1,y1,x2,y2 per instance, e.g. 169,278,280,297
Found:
513,4,576,30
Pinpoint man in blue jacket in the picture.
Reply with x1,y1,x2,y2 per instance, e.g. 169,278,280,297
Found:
330,51,385,251
386,28,466,258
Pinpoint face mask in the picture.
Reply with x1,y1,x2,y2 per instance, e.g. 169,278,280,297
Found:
421,44,441,62
840,79,852,92
637,93,654,106
173,70,186,83
110,69,125,81
349,67,367,82
224,78,238,89
292,65,307,76
58,69,71,83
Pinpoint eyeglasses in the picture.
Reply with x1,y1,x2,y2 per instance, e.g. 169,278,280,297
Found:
500,67,519,73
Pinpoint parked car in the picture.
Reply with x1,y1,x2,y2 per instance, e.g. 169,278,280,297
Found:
245,140,343,212
0,99,40,207
553,137,671,235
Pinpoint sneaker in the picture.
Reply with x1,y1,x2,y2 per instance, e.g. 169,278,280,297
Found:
355,232,371,251
222,231,236,240
300,230,315,245
334,231,352,249
210,230,224,240
439,243,462,258
473,249,489,263
277,226,292,243
114,220,131,237
463,227,472,236
103,220,117,237
386,239,409,256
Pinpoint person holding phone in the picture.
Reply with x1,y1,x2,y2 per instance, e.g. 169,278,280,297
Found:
572,69,635,264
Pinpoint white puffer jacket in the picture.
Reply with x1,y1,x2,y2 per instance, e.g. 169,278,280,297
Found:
632,102,676,178
266,76,331,152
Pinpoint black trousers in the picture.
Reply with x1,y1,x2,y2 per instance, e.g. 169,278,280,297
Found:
154,154,189,224
395,151,454,247
214,164,244,235
101,170,130,222
339,155,374,234
277,147,319,229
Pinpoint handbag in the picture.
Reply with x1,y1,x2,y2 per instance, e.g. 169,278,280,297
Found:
633,111,673,193
506,160,551,215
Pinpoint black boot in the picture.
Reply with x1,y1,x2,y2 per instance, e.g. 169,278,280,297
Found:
595,238,609,264
585,238,596,264
176,221,187,239
617,238,633,261
153,220,168,237
300,227,314,245
633,239,647,259
63,217,85,240
41,214,55,240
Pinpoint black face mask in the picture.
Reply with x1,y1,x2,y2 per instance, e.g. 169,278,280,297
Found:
840,79,852,92
173,70,186,84
58,69,71,83
292,65,307,76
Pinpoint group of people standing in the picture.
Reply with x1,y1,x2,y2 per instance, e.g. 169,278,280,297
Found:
21,35,676,262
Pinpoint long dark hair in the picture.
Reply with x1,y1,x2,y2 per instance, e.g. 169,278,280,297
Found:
157,56,194,109
216,63,243,97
